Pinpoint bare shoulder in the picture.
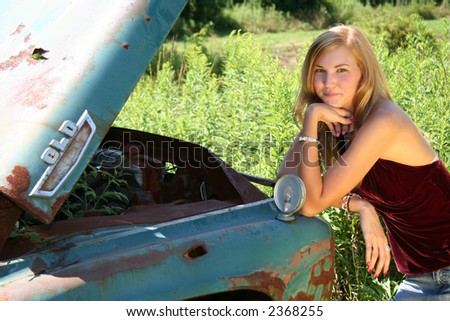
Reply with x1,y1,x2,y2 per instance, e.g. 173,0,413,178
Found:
364,100,436,164
362,99,410,135
368,99,410,123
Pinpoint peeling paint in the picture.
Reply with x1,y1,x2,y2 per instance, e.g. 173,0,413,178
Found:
10,23,26,36
0,46,33,70
228,270,286,300
14,74,60,109
1,0,188,223
6,166,30,195
226,238,334,300
24,33,31,43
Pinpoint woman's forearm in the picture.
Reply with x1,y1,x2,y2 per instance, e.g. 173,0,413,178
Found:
297,107,325,216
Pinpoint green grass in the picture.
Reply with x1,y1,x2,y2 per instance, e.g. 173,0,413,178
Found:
423,18,450,38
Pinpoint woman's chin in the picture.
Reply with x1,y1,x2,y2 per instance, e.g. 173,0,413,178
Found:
323,100,340,107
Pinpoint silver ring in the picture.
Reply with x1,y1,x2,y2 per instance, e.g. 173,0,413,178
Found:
385,245,391,251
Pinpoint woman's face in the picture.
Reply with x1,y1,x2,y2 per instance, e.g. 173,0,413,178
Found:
313,45,362,111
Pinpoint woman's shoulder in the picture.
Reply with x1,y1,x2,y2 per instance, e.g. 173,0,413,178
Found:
367,99,410,125
364,99,436,165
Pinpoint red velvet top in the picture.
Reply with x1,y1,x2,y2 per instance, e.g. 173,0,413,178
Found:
357,158,450,275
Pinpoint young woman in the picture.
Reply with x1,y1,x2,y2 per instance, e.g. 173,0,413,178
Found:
277,25,450,300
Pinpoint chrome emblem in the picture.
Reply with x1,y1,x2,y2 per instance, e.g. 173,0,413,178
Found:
29,110,96,198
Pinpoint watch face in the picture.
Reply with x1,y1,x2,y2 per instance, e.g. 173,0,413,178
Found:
273,174,306,214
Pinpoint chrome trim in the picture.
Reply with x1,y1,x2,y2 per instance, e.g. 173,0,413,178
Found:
29,110,96,198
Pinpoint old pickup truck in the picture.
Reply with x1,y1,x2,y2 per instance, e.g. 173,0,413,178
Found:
0,0,334,300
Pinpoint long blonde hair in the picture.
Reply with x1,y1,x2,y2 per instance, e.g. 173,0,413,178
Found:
293,25,392,167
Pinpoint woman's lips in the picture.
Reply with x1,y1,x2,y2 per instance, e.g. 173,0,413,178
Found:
324,92,340,98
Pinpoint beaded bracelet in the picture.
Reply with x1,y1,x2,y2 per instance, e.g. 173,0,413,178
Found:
298,136,321,146
342,192,362,212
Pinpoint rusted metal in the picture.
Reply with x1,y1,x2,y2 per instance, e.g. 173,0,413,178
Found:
227,239,334,300
0,207,22,254
0,0,187,222
0,200,334,300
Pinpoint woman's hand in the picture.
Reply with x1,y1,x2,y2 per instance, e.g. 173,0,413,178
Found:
305,103,356,137
350,197,391,278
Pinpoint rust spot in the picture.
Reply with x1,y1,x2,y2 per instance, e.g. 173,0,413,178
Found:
290,239,335,300
228,271,286,300
289,239,331,268
0,45,33,70
290,255,334,300
226,239,335,300
10,23,25,36
0,196,14,209
6,166,30,195
50,194,70,215
24,33,31,43
14,73,60,109
0,165,67,224
145,15,151,22
122,43,129,50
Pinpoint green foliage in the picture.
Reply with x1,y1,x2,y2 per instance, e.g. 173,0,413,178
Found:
57,165,130,220
292,0,363,29
171,0,228,36
172,0,450,37
221,1,295,33
9,222,42,243
355,5,437,52
116,18,448,300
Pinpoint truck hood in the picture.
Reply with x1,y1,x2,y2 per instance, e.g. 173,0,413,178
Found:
0,0,187,223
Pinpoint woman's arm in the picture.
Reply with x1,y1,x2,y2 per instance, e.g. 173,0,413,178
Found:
349,196,391,278
295,102,402,216
277,134,302,179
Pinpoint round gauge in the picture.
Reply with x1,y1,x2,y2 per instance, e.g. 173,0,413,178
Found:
273,174,306,221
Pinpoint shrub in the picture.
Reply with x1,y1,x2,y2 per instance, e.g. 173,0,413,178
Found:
221,1,293,33
355,6,437,52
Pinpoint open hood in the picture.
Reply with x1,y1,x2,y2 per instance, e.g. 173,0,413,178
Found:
0,0,187,223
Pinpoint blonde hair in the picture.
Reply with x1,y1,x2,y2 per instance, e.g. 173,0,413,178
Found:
293,25,392,167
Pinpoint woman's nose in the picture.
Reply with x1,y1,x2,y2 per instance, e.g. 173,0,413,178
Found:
323,73,336,86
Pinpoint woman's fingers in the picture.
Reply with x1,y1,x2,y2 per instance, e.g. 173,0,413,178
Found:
324,107,356,137
313,104,355,128
366,242,391,278
353,199,391,279
382,244,391,276
333,123,341,137
325,122,355,137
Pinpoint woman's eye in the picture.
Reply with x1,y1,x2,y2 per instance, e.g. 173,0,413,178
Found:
337,68,347,73
315,68,325,73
